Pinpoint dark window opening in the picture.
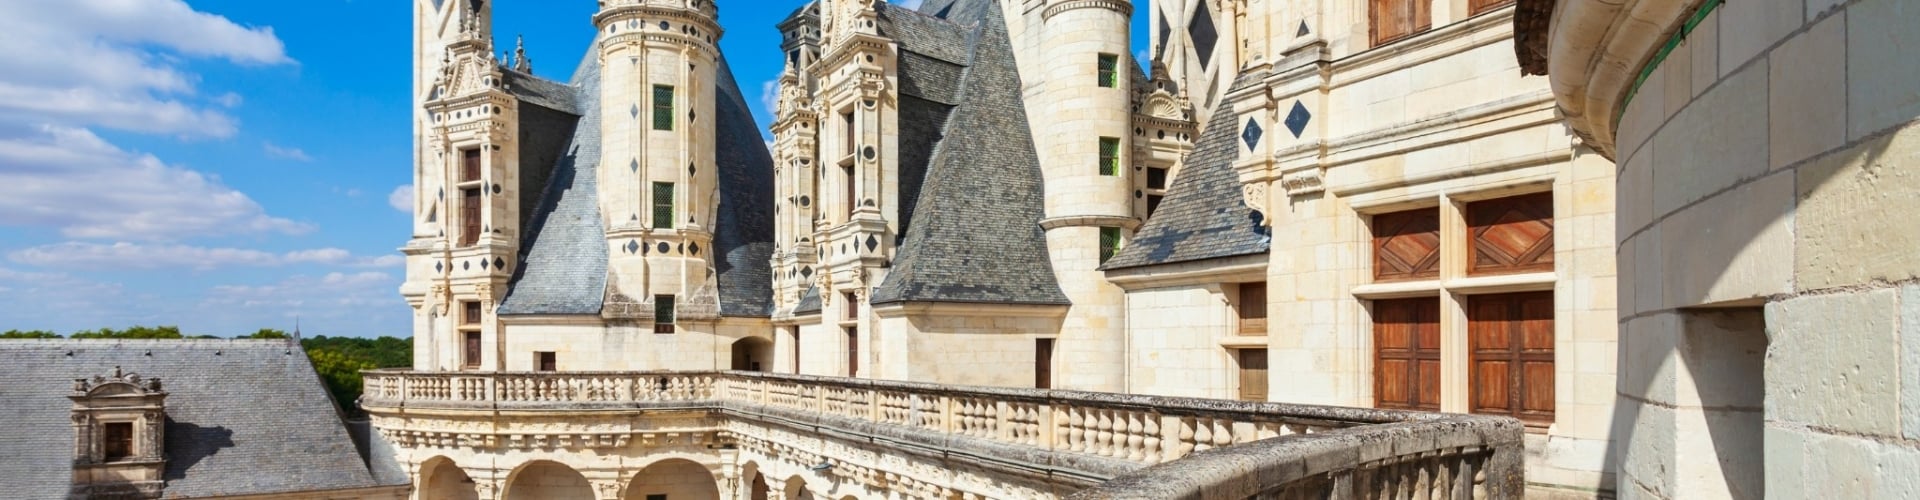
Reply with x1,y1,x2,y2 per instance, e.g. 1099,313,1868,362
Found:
462,301,482,325
844,292,858,320
1099,137,1121,176
846,327,859,377
652,85,676,131
655,295,676,334
536,352,556,372
1099,227,1123,264
653,182,676,229
102,422,134,461
1146,195,1165,218
1146,167,1169,190
1036,338,1054,389
1097,53,1119,88
460,187,482,246
461,148,482,182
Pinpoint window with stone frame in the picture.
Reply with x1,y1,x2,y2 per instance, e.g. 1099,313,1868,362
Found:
460,148,482,182
1466,192,1554,276
843,292,858,320
460,187,482,246
1099,137,1121,176
462,331,481,369
535,352,557,372
1238,282,1268,335
652,85,676,131
1097,53,1119,88
654,295,676,334
101,422,134,461
1372,207,1441,282
1237,349,1268,401
1099,227,1123,264
652,182,676,229
1369,0,1432,46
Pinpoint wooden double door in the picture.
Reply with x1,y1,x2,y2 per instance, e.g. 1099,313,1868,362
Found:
1373,292,1554,425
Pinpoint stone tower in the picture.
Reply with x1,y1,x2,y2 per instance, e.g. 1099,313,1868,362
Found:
593,0,726,328
403,0,525,370
1032,0,1137,392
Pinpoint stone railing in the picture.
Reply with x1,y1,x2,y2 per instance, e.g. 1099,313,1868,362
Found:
362,370,1523,498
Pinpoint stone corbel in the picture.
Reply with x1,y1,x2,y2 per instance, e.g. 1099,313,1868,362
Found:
1241,183,1270,227
431,284,452,317
593,480,623,500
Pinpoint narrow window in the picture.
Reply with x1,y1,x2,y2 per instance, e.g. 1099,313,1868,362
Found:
790,327,802,374
1370,0,1432,46
1146,167,1169,190
102,422,134,461
1238,282,1268,335
1097,53,1119,88
846,327,859,377
652,182,676,229
655,295,676,334
1099,227,1123,264
1238,349,1269,401
461,148,482,182
1035,338,1055,389
842,164,857,220
1098,137,1121,176
463,331,482,369
648,495,667,500
535,352,557,372
1146,195,1165,218
843,292,858,320
462,301,482,325
652,85,676,131
460,187,483,246
842,111,856,157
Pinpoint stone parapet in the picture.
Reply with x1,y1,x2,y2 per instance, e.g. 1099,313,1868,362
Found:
362,369,1525,497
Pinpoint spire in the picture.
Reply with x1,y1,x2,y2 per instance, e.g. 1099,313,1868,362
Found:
513,35,532,73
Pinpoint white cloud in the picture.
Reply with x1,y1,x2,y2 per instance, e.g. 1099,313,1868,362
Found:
0,126,311,240
0,0,292,137
263,141,313,162
389,185,414,213
8,242,400,270
759,79,780,115
202,271,399,313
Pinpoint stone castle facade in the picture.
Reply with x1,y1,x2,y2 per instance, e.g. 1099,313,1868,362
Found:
392,0,1616,498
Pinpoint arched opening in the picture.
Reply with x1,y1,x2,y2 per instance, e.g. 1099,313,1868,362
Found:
419,456,479,500
781,476,811,500
731,336,773,372
740,461,768,500
624,458,719,500
504,460,593,500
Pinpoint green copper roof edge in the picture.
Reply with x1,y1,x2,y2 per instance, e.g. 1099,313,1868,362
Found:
1616,0,1723,128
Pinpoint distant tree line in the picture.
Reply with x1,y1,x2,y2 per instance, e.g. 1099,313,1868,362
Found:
1,326,410,417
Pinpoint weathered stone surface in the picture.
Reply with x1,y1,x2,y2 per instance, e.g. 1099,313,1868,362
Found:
1796,123,1920,290
1769,12,1848,170
1651,58,1770,220
1847,0,1920,139
1660,170,1795,307
1766,289,1902,436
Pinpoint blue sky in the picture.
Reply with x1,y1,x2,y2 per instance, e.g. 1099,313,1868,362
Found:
0,0,1149,338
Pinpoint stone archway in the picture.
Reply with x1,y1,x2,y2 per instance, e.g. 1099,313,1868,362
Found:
780,475,811,500
739,461,768,500
419,456,478,500
731,336,773,372
624,458,719,500
504,460,594,500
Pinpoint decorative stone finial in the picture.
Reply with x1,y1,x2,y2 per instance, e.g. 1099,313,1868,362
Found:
513,35,532,73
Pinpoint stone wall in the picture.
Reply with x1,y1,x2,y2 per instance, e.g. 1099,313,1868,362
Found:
1595,0,1920,497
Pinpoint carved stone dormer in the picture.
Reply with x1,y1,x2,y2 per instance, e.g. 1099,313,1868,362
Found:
68,366,168,500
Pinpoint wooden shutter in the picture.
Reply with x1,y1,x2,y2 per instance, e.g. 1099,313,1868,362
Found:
463,301,482,325
1238,282,1268,335
1469,291,1555,425
460,188,482,246
461,148,482,181
844,292,858,320
1374,298,1440,411
1036,339,1055,389
463,332,481,368
1370,0,1432,46
1373,208,1441,282
1470,0,1516,15
1468,192,1554,276
843,164,857,220
1238,349,1269,401
846,327,859,377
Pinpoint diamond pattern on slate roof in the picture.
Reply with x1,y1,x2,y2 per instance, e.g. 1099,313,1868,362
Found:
1101,73,1273,271
869,0,1068,306
0,340,404,500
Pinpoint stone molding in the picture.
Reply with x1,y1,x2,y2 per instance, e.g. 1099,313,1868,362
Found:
1535,0,1709,159
1041,0,1133,22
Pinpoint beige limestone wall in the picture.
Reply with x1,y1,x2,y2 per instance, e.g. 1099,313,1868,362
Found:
1122,284,1236,399
1607,0,1920,498
870,304,1067,388
499,318,771,372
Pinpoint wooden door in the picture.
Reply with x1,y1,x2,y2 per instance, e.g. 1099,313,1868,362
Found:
1470,0,1516,15
846,327,859,377
460,188,482,246
1238,349,1269,401
1470,291,1555,425
1036,339,1055,389
1369,0,1432,45
463,332,481,369
1374,298,1440,411
461,148,481,181
1468,192,1554,275
1238,282,1268,335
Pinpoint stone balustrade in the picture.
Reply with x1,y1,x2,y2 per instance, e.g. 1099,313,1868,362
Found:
362,370,1523,498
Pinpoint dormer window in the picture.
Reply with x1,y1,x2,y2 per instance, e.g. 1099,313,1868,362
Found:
70,366,168,499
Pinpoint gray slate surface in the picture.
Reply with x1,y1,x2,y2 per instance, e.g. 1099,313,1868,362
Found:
0,340,401,500
1101,73,1273,270
498,39,776,317
869,0,1069,306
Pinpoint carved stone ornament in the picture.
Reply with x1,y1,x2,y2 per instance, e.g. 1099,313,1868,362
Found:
1281,169,1325,196
73,366,164,395
1242,183,1271,227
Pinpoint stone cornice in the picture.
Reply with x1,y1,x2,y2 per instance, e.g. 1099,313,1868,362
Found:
1041,0,1132,21
1540,0,1709,160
